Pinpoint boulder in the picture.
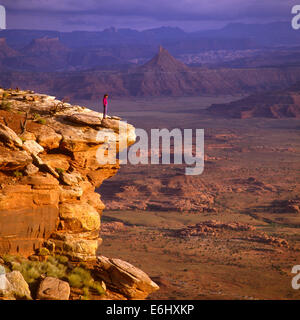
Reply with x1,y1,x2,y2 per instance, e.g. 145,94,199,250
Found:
0,123,23,147
95,256,159,299
66,113,102,126
36,126,62,150
37,277,70,300
32,154,60,178
101,118,133,134
0,271,32,300
0,148,32,171
23,140,44,156
61,172,82,186
24,163,39,176
19,131,36,141
0,265,7,293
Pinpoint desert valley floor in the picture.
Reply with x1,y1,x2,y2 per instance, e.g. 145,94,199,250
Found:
79,96,300,300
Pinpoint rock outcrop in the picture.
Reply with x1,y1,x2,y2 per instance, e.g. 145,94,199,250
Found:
175,220,256,238
95,256,159,300
209,83,300,119
0,88,136,261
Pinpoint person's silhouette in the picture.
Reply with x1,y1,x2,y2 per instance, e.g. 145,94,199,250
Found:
102,94,108,119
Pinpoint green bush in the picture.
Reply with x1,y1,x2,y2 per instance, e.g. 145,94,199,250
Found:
55,254,69,264
67,267,93,288
13,170,23,178
37,118,46,125
10,259,67,285
1,101,12,111
90,281,105,295
82,287,90,300
55,168,65,175
67,266,105,296
1,254,105,298
37,247,50,256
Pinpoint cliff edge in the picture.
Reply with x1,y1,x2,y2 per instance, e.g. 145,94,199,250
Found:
0,88,136,261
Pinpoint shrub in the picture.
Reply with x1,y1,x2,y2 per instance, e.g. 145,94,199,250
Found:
55,254,69,264
67,266,105,296
90,281,105,295
55,168,65,175
2,92,9,99
13,170,23,178
37,247,50,256
82,287,90,300
37,118,46,125
67,267,93,288
1,253,105,298
1,101,12,111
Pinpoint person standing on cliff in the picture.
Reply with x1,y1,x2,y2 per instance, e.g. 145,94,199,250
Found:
102,94,109,119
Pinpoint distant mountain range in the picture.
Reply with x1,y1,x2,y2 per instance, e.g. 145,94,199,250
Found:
1,22,299,50
1,22,300,72
1,22,300,100
2,47,300,100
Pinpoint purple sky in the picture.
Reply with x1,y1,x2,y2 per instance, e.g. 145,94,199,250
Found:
0,0,297,31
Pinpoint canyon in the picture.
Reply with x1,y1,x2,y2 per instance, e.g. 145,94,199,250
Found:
1,40,300,100
1,21,300,300
95,95,300,300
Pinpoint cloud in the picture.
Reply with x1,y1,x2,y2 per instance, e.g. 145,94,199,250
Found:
1,0,296,31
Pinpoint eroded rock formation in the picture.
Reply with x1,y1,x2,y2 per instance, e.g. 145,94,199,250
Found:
0,88,136,261
95,256,160,300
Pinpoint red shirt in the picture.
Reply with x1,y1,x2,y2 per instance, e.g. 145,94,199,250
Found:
103,97,108,106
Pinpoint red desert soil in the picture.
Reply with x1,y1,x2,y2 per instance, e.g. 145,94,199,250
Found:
96,96,300,300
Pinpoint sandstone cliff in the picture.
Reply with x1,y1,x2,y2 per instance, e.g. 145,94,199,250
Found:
0,88,136,261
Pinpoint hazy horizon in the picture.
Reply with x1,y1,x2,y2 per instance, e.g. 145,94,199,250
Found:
0,0,295,32
0,20,292,34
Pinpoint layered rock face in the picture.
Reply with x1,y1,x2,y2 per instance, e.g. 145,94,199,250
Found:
0,88,136,261
209,83,300,119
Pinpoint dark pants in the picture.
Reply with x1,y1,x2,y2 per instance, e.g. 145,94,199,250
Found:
103,105,107,119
